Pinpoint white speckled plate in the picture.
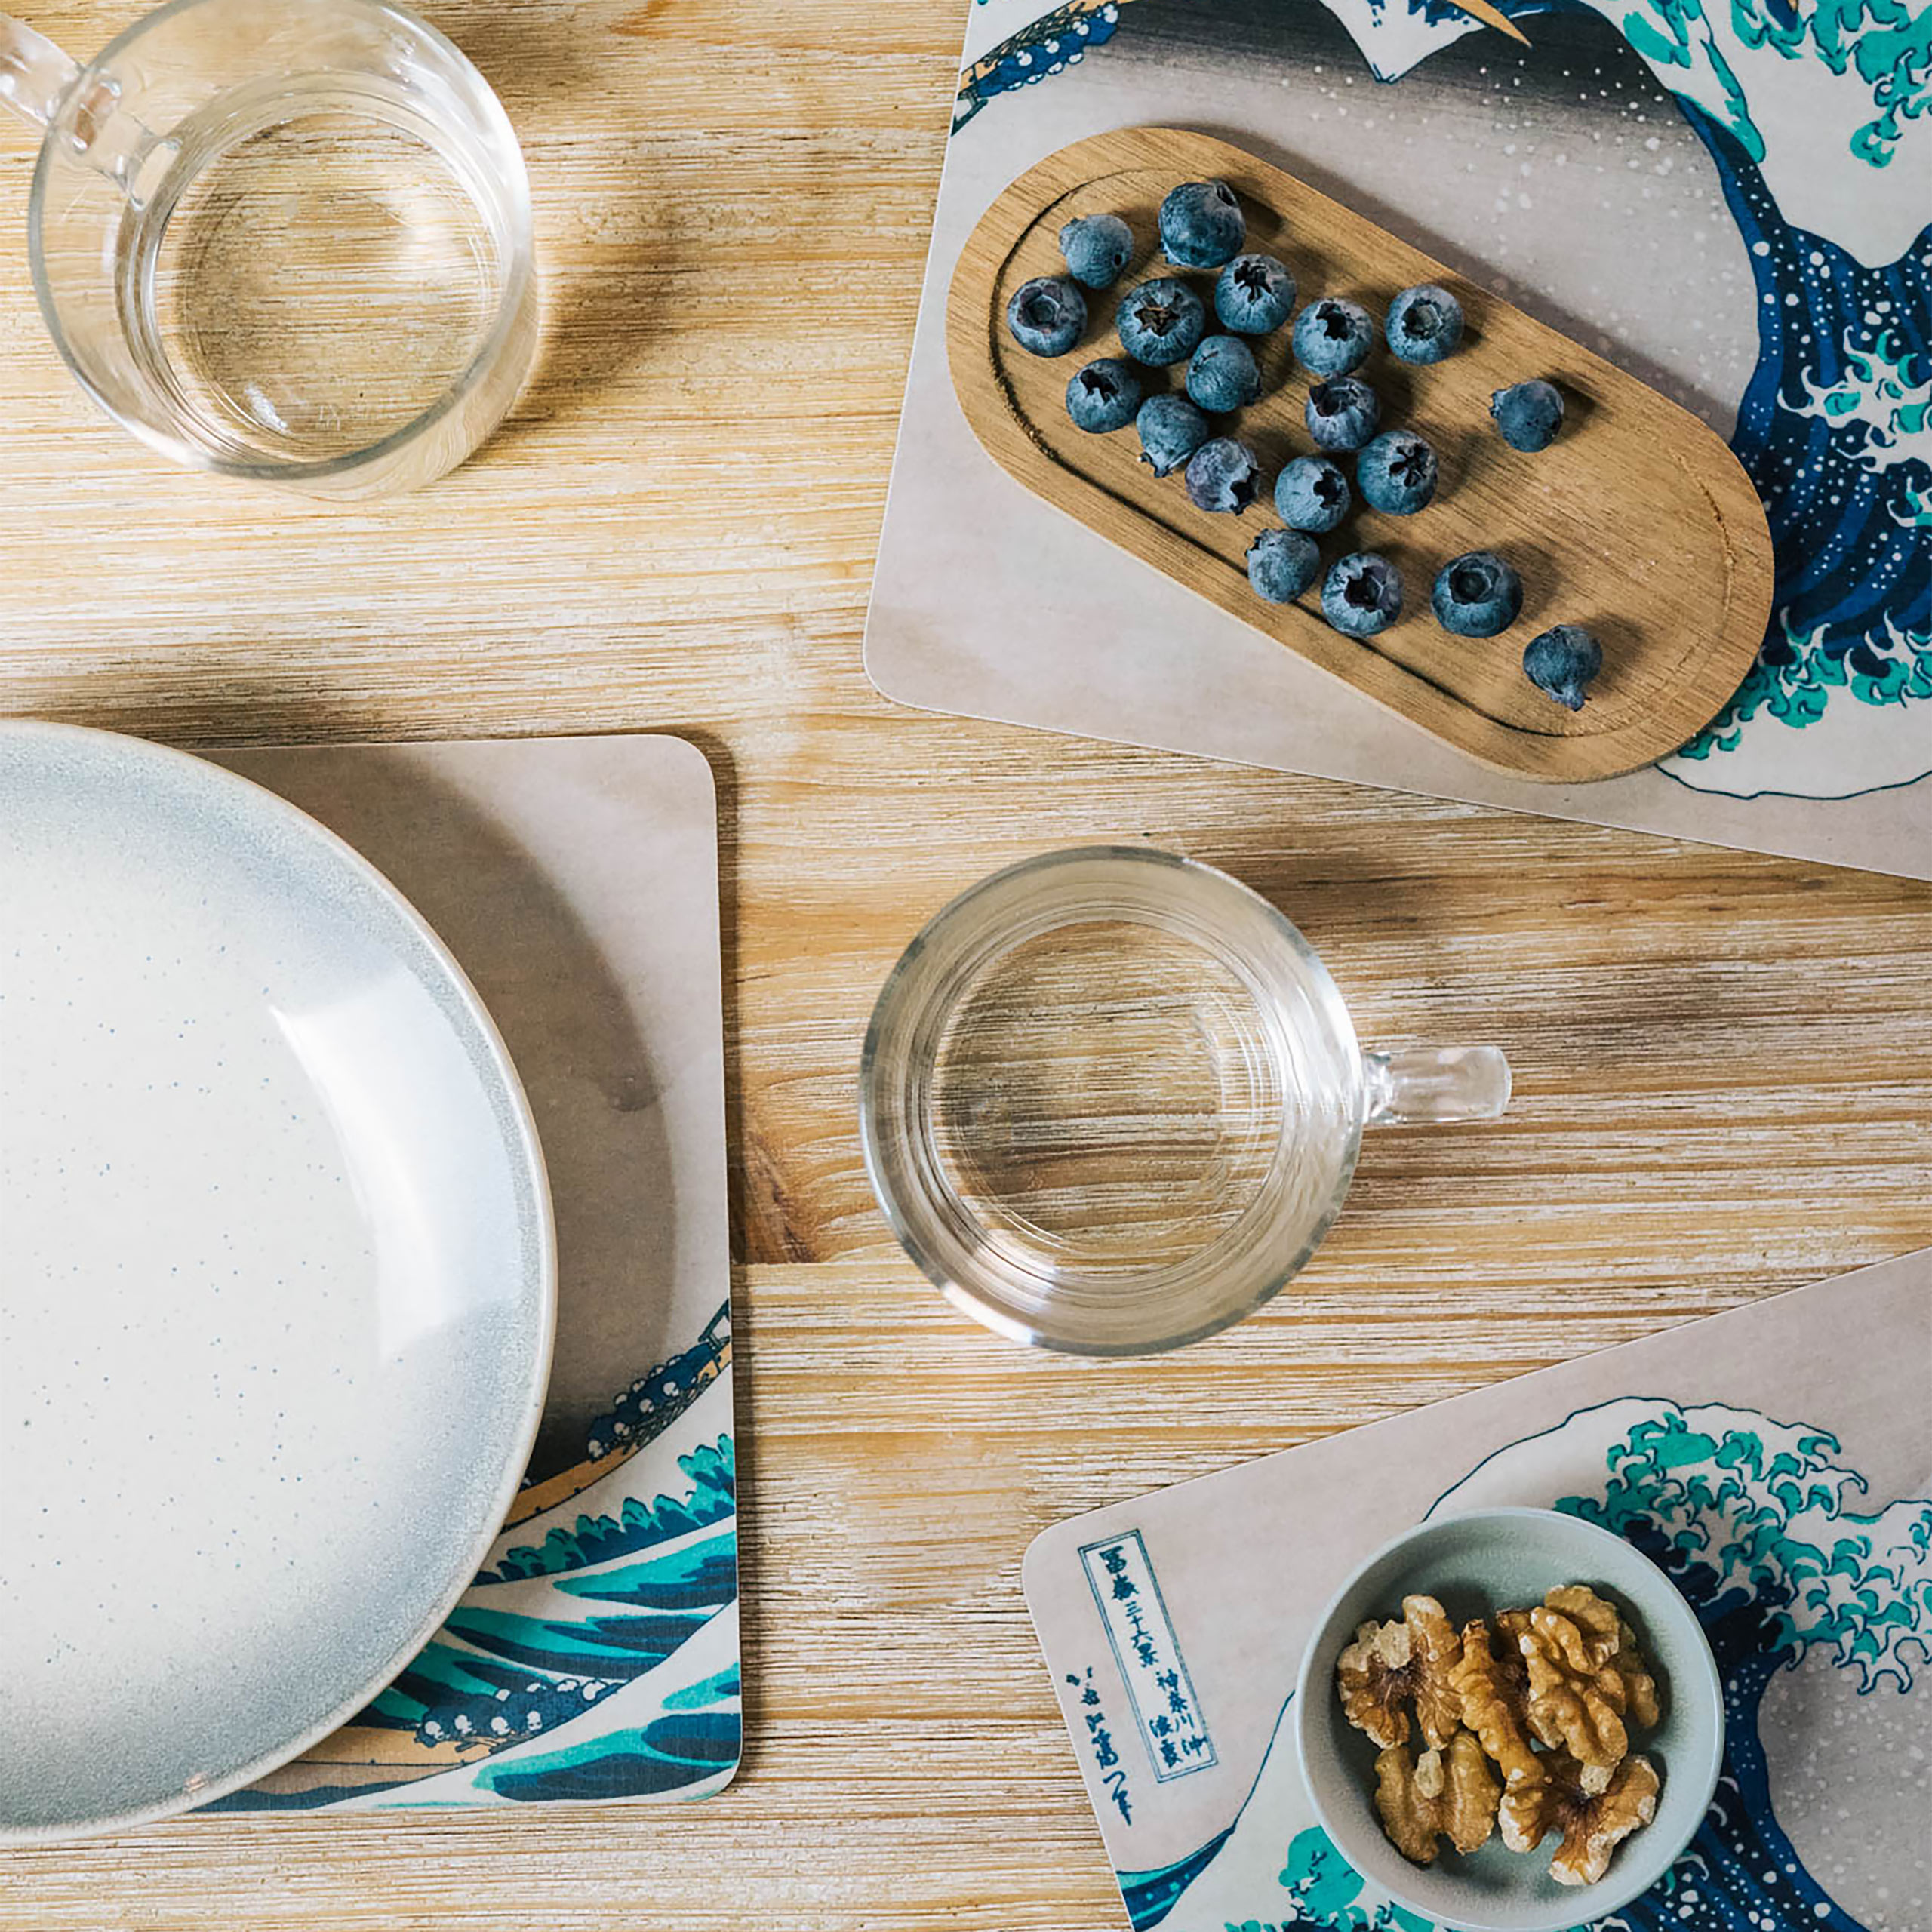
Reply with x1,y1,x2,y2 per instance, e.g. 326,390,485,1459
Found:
0,722,555,1841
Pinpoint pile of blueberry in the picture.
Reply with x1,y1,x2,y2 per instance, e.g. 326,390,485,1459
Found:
1004,181,1602,712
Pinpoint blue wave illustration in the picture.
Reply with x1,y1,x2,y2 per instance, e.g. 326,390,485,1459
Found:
474,1704,742,1803
473,1660,745,1804
214,1309,740,1812
488,1437,736,1583
383,1455,737,1755
956,1,1121,129
571,1303,730,1469
1546,1407,1930,1929
957,0,1932,771
1120,1826,1238,1927
1674,121,1930,758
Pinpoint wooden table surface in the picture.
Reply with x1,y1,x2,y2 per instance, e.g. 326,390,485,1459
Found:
3,0,1929,1924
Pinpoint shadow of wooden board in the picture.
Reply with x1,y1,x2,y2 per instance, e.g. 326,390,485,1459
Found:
947,127,1774,785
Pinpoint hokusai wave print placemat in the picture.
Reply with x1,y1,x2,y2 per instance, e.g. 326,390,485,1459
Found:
865,0,1932,878
1024,1254,1930,1930
202,734,739,1810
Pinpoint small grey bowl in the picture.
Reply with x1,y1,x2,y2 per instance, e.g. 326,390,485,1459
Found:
1294,1506,1722,1932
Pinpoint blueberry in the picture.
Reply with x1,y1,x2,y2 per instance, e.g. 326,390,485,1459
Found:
1116,278,1208,367
1432,552,1523,637
1136,394,1212,477
1274,454,1350,533
1057,213,1134,291
1523,624,1603,709
1356,429,1438,515
1306,375,1381,453
1214,253,1295,334
1185,334,1262,413
1491,379,1564,451
1291,297,1374,377
1385,283,1464,364
1183,436,1263,514
1321,553,1403,636
1246,528,1321,604
1158,180,1245,269
1065,358,1145,434
1006,276,1086,358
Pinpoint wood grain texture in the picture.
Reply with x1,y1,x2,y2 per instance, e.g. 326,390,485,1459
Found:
948,128,1774,781
1,2,1929,1924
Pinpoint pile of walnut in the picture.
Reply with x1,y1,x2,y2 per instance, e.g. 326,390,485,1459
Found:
1334,1585,1663,1887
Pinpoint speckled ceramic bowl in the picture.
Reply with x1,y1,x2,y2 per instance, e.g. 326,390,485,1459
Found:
1294,1507,1723,1931
0,721,555,1840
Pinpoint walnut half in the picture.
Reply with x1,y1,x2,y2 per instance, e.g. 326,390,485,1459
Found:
1336,1594,1463,1751
1608,1617,1662,1730
1498,1749,1661,1885
1518,1603,1632,1788
1529,1586,1661,1737
1540,1585,1623,1668
1373,1730,1501,1865
1450,1617,1542,1789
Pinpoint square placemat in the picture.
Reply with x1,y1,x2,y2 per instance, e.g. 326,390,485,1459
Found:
1026,1254,1930,1927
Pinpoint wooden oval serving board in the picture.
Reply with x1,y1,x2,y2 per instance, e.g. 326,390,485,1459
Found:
947,128,1774,784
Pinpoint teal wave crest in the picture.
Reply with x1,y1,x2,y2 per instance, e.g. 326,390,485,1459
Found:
1558,1405,1932,1690
488,1437,736,1583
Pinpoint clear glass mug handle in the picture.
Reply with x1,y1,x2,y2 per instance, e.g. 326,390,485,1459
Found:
0,13,165,195
1363,1045,1512,1125
0,13,76,130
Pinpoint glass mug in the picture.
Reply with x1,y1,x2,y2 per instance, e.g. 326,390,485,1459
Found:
860,847,1512,1355
0,0,536,497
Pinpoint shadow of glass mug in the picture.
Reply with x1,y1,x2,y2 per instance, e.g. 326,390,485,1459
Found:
860,847,1513,1355
0,0,536,497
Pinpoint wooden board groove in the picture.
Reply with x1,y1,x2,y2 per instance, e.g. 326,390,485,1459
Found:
947,127,1776,784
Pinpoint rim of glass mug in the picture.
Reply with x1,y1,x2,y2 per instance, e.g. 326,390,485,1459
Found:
858,846,1511,1355
3,0,537,497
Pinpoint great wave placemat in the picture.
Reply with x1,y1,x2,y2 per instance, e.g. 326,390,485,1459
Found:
866,0,1931,878
205,734,739,1811
1025,1254,1930,1929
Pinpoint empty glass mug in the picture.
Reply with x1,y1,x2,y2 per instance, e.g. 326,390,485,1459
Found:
0,0,536,496
860,847,1512,1354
